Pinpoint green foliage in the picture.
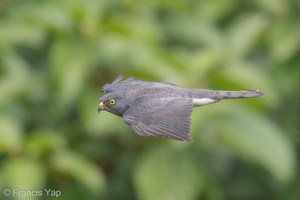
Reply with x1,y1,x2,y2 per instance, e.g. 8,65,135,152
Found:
0,0,300,200
134,146,203,200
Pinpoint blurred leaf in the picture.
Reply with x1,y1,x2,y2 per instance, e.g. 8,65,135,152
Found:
25,129,68,158
3,1,72,34
214,105,296,182
50,39,94,107
268,21,300,63
197,0,236,21
134,146,203,200
187,49,223,78
63,0,107,39
2,158,46,200
0,54,30,107
50,151,105,194
253,0,288,16
164,17,222,47
0,22,45,47
0,116,23,153
226,13,268,57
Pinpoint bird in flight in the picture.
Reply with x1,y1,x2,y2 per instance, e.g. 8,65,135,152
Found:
98,75,266,142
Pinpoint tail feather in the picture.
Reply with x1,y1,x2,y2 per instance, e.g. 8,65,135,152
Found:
192,89,266,100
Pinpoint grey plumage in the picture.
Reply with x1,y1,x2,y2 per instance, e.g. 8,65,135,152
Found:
98,75,266,142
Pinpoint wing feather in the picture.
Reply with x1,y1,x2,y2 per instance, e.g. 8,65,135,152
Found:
123,97,194,142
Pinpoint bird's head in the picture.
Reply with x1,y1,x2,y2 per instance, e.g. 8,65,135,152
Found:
98,93,130,117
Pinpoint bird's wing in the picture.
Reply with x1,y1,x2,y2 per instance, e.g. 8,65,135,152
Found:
102,75,179,93
123,97,194,142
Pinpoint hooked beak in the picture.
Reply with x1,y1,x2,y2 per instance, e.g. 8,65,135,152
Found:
98,102,105,113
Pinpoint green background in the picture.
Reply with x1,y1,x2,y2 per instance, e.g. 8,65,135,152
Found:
0,0,299,199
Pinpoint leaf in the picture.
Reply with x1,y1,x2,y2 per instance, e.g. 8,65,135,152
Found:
268,22,300,63
253,0,288,15
214,105,296,182
197,0,236,21
0,54,31,107
50,39,93,107
134,146,203,200
50,151,106,194
226,13,268,57
2,158,46,200
0,116,23,153
25,129,68,157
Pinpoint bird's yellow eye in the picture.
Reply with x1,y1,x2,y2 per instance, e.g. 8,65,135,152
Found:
109,99,116,105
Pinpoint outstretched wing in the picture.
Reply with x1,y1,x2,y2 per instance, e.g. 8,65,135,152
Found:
101,75,137,92
101,75,179,93
123,97,194,142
